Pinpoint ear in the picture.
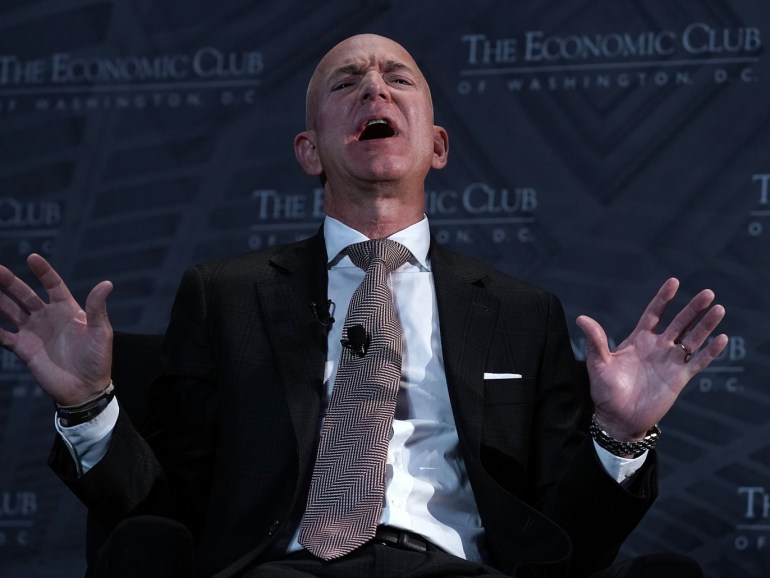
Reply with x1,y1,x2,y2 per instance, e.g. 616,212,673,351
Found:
294,130,323,176
431,125,449,170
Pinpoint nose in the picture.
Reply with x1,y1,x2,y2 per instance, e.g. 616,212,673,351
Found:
359,71,390,102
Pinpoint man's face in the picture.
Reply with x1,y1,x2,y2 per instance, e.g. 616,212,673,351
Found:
297,34,447,190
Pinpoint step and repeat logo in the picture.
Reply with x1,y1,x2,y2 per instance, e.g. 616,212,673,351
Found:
0,491,37,549
427,183,536,246
749,173,770,238
0,197,62,256
246,185,538,250
736,485,770,553
0,47,264,113
457,22,761,95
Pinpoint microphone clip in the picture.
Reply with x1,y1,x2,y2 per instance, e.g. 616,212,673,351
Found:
311,300,335,329
341,324,368,358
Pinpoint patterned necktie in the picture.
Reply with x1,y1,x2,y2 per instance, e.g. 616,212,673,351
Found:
299,238,411,560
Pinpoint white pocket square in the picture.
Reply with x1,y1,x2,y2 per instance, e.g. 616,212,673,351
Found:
483,372,522,379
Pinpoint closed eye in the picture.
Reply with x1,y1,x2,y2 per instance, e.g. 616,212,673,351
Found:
332,81,354,91
389,76,413,86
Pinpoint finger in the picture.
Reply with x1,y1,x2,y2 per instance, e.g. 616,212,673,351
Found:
662,288,716,344
0,290,30,326
26,253,77,306
679,303,726,353
684,333,729,375
576,315,611,363
0,326,19,350
0,263,47,313
84,280,114,330
634,278,679,333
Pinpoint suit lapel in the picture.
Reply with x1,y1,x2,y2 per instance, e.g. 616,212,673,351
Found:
430,241,499,460
255,230,328,465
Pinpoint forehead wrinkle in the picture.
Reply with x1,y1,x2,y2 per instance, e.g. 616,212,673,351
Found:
330,58,413,80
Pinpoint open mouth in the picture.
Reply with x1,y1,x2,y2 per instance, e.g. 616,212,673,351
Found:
359,119,395,141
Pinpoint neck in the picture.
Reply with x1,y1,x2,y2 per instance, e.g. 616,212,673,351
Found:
324,182,424,239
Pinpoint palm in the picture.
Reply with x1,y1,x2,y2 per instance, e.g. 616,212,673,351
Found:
577,278,728,440
0,254,113,406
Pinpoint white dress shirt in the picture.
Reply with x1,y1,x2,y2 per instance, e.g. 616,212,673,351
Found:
286,215,486,560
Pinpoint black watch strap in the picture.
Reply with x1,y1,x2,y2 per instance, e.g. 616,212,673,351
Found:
56,382,115,427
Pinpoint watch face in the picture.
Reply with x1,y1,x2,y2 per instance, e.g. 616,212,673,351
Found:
56,389,115,426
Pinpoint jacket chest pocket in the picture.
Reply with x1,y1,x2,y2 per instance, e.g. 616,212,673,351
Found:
482,377,534,457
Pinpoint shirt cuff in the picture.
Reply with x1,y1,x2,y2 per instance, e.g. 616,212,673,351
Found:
593,439,647,483
55,397,119,476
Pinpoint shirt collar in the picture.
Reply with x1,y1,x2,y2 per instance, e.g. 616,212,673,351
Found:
323,215,431,270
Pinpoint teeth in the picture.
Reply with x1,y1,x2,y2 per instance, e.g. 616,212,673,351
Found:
366,119,388,126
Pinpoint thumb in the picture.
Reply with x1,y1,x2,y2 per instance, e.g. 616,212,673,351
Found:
576,315,610,364
84,280,114,330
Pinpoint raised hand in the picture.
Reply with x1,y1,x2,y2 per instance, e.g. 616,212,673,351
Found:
576,278,728,441
0,253,113,406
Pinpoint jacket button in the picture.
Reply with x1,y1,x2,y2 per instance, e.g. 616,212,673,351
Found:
268,520,280,535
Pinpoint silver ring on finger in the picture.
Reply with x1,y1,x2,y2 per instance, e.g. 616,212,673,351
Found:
679,342,693,362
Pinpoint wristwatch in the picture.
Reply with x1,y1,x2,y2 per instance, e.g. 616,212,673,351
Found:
56,382,115,427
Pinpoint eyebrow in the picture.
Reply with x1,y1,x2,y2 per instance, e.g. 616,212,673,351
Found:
332,59,412,78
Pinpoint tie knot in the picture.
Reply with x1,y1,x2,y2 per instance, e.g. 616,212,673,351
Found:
346,239,411,274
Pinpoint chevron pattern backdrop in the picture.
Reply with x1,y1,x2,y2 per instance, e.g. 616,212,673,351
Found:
0,1,768,577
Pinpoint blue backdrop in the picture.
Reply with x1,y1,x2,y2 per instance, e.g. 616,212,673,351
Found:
1,1,768,576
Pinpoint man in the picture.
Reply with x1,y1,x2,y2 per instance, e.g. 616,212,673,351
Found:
0,34,727,578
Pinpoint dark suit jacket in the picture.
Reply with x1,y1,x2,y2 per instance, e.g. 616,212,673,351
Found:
50,229,656,578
